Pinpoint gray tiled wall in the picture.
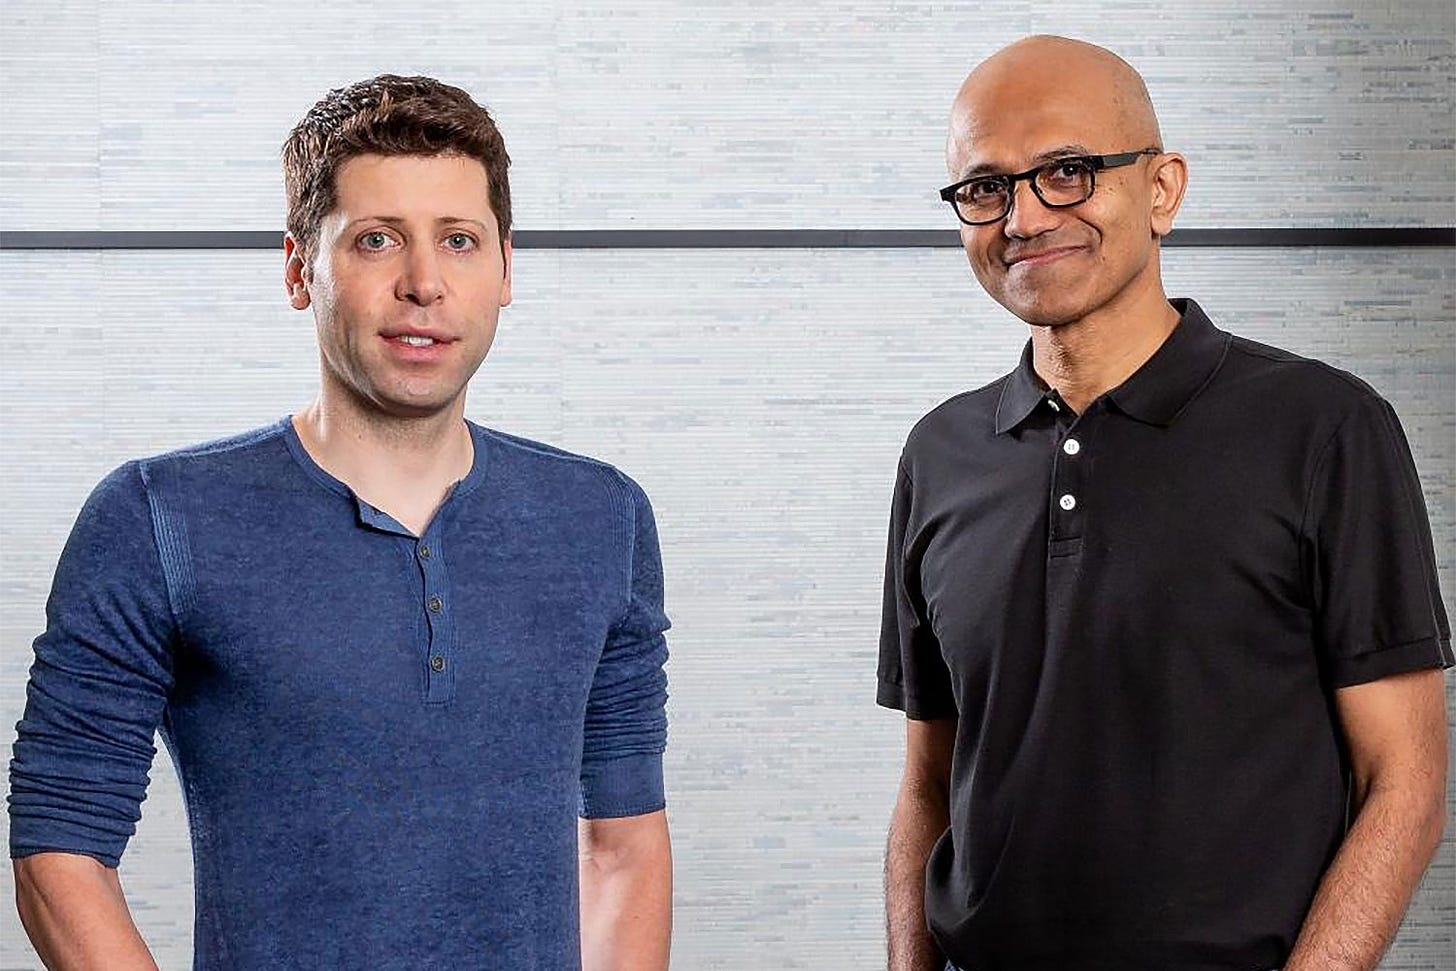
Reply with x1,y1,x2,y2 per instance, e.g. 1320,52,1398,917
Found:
1,3,1453,970
1,247,1451,969
2,2,1453,232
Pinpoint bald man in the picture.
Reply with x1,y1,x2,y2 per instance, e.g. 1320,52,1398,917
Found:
878,36,1450,971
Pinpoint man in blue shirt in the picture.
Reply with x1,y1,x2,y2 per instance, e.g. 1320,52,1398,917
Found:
9,75,672,970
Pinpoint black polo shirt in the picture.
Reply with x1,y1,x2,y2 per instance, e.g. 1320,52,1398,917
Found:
878,299,1451,971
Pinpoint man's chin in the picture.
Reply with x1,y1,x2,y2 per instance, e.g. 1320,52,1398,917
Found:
356,385,469,422
994,292,1084,328
386,397,466,421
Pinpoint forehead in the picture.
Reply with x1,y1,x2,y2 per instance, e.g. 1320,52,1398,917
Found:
948,72,1128,175
332,153,493,217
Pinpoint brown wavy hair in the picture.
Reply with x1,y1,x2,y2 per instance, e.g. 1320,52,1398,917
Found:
282,74,511,259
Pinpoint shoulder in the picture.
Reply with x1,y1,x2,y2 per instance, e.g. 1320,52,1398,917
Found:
1196,327,1416,484
80,420,291,516
132,419,293,488
1220,334,1390,418
63,429,293,588
471,423,650,513
900,373,1011,472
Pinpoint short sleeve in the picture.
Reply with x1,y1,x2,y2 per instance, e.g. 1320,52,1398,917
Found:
8,462,178,867
877,458,957,719
1303,394,1453,687
578,473,670,819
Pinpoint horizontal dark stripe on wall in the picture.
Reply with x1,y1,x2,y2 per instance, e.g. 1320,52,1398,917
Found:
0,228,1452,250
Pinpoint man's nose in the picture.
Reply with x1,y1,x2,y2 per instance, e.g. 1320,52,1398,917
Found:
1002,179,1061,239
397,245,445,305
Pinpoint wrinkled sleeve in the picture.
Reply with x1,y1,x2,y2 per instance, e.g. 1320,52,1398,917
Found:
8,462,177,867
1303,393,1453,687
877,458,956,720
579,473,670,819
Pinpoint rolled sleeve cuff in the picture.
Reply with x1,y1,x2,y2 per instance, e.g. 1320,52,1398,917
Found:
877,677,908,711
579,751,665,819
8,815,126,869
878,677,957,721
1329,633,1454,689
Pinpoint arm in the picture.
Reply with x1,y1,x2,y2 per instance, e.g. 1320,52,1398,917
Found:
579,809,672,971
1283,668,1448,971
8,463,178,967
886,716,956,971
577,472,672,969
14,853,159,971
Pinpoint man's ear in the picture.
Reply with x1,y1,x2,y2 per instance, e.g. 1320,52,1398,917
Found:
1149,152,1189,239
283,233,311,310
498,236,513,308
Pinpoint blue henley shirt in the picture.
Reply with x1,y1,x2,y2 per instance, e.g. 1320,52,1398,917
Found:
8,417,670,969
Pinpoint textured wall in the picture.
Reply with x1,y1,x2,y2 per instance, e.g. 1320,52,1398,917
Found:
2,1,1454,232
1,2,1453,970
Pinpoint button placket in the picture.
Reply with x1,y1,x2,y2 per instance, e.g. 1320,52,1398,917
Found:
417,533,455,704
1049,418,1089,543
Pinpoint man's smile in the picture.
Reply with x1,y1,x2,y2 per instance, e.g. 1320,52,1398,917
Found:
1003,245,1085,268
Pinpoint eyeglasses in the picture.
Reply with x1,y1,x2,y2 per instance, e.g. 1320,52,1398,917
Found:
938,149,1160,226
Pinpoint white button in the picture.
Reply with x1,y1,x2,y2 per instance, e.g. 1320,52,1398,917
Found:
1059,494,1077,511
1047,399,1060,412
1062,438,1081,456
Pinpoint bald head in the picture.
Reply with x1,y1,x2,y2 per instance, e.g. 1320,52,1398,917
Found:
941,36,1189,329
948,36,1162,176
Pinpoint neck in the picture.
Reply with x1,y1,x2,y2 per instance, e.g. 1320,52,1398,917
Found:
292,385,473,535
1030,270,1180,415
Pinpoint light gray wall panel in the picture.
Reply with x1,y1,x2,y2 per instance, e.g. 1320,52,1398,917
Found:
1,247,1451,969
0,2,100,228
2,2,1451,233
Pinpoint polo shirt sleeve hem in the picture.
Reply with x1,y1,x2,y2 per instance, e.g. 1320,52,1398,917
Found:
878,677,957,721
877,677,906,711
1328,633,1454,689
579,751,665,819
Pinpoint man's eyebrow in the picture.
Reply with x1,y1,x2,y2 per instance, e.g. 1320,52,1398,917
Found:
958,144,1096,179
343,215,492,231
437,217,490,230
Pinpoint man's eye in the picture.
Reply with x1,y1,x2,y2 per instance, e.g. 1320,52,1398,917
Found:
359,231,393,250
444,233,477,251
1046,160,1092,184
962,179,1008,204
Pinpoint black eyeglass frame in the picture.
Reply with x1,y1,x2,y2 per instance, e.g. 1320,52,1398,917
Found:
938,149,1161,226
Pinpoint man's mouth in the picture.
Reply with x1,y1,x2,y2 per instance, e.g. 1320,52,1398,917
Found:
382,329,453,347
1005,246,1082,268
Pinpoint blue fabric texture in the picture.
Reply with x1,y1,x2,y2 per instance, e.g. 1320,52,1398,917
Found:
8,418,670,970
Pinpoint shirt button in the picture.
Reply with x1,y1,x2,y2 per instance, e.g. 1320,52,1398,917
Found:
1047,398,1060,412
427,595,443,612
429,655,446,672
418,545,432,559
1059,494,1077,511
1063,438,1081,456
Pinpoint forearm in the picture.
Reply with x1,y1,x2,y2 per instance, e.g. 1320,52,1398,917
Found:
579,812,672,971
1283,784,1445,971
885,785,950,971
14,852,159,971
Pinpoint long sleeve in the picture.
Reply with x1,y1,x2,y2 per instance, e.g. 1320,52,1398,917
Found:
578,473,670,819
8,462,178,867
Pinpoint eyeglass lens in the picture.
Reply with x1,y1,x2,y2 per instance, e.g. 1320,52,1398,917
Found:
954,159,1095,224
